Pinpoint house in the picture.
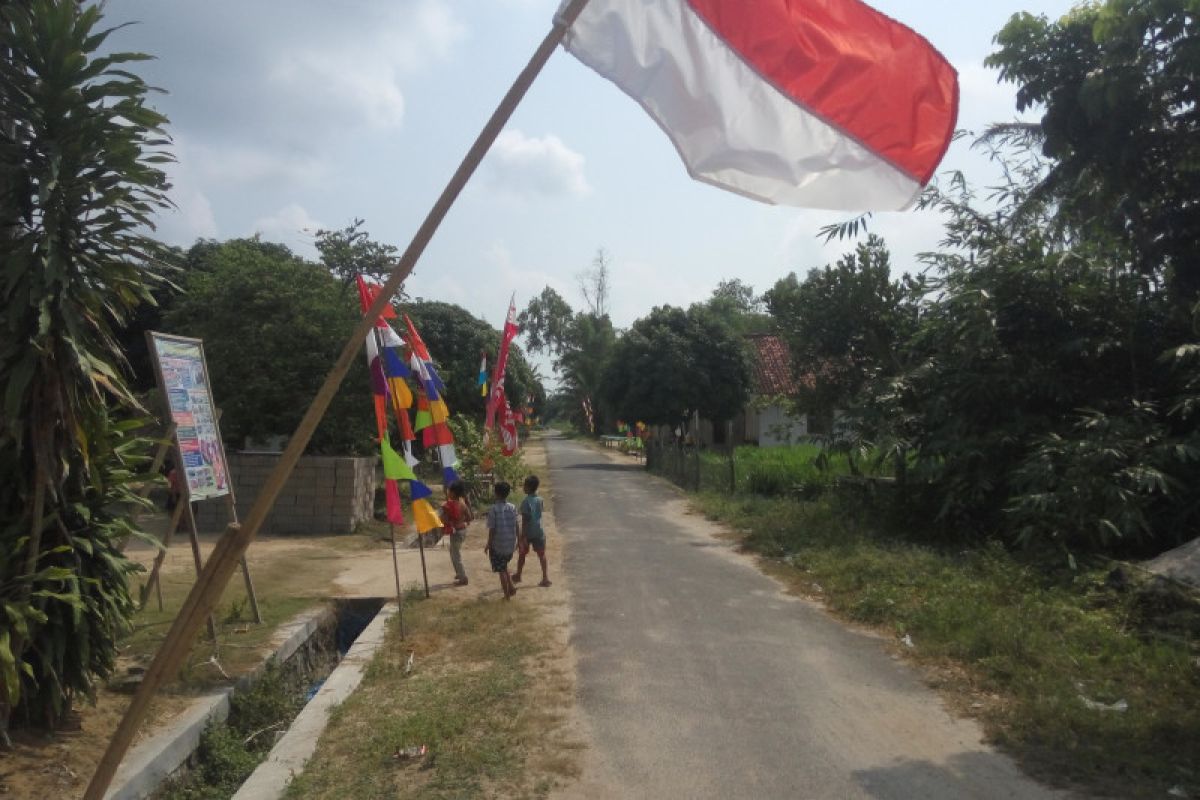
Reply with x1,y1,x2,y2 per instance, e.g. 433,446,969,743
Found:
689,334,818,448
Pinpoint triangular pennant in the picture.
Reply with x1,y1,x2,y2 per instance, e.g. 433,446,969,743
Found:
401,441,420,468
382,347,410,379
356,275,397,322
430,422,454,446
437,443,458,469
410,480,434,501
388,376,413,410
397,407,415,442
429,398,450,425
381,438,416,481
372,395,388,441
385,479,405,525
411,498,441,534
442,466,461,486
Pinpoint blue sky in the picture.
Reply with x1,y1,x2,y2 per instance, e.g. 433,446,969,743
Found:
109,0,1078,335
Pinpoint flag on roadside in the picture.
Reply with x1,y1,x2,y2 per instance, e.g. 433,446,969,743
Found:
355,275,397,323
478,353,488,397
485,295,519,431
557,0,958,210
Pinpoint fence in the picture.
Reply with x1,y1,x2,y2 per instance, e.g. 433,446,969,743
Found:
647,440,866,498
646,439,736,493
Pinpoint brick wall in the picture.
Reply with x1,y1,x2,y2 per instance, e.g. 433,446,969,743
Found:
194,453,376,536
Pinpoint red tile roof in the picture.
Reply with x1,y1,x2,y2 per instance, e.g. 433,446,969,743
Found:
748,334,801,396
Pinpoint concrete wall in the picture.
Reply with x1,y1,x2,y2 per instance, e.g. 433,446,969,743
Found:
740,404,809,447
194,453,376,536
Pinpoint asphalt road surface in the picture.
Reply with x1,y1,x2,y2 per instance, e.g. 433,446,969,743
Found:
549,435,1066,800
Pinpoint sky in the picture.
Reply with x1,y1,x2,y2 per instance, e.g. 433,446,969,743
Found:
107,0,1079,338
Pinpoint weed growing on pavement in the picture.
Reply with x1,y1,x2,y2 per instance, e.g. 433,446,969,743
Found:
697,491,1200,799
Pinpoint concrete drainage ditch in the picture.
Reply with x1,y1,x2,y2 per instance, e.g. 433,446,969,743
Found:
106,598,394,800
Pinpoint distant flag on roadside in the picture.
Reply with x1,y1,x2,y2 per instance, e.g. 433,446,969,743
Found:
485,295,519,431
478,353,488,398
556,0,958,211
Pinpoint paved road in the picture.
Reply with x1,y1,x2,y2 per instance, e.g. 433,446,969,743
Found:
549,436,1065,800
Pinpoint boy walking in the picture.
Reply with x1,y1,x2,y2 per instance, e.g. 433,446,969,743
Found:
513,475,550,587
441,480,473,586
484,481,519,599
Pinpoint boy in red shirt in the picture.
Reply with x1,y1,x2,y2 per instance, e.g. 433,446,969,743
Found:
441,480,473,586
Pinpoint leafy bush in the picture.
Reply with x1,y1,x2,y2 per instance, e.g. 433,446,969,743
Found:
0,1,169,730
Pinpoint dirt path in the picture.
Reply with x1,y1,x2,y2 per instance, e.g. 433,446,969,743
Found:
547,435,1068,800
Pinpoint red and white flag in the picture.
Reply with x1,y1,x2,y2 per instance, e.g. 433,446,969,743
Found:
558,0,958,210
485,295,519,430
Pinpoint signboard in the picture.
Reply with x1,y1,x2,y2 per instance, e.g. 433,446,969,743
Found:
148,332,231,501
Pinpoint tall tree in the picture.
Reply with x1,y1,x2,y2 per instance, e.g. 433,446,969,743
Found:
520,250,618,431
987,1,1200,312
314,218,403,298
602,305,750,429
0,0,173,729
166,239,375,455
764,235,917,415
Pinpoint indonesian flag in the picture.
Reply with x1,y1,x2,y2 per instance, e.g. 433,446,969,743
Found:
486,295,520,430
558,0,958,210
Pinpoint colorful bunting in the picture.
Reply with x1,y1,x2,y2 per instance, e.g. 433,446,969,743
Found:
357,275,466,540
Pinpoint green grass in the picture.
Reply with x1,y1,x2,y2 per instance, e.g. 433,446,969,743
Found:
697,491,1200,798
286,595,577,799
655,442,863,496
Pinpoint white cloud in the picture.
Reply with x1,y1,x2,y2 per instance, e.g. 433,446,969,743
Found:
156,185,219,244
195,143,329,187
485,129,592,198
251,203,324,256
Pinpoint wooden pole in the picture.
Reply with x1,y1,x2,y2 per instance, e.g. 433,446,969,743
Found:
222,495,263,625
184,503,218,642
83,5,591,796
140,498,185,611
389,523,406,640
416,524,431,599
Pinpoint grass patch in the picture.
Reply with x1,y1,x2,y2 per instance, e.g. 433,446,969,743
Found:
697,491,1200,799
287,594,577,800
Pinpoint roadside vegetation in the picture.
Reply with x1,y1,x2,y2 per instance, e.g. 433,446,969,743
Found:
686,474,1200,798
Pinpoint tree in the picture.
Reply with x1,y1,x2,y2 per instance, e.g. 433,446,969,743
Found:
520,250,618,432
517,286,574,357
602,305,750,429
314,218,402,297
578,248,611,317
165,239,375,454
986,2,1200,312
702,279,772,336
0,0,172,729
764,235,917,415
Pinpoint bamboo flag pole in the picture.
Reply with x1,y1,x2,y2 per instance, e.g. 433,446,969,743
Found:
84,3,591,797
388,522,406,640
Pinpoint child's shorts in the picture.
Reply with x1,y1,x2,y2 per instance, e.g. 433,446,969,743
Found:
490,551,514,573
520,536,546,555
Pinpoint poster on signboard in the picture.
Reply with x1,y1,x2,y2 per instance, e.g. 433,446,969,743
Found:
148,332,231,501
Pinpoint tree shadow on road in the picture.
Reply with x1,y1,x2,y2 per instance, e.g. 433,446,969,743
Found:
561,463,642,473
852,751,1067,800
